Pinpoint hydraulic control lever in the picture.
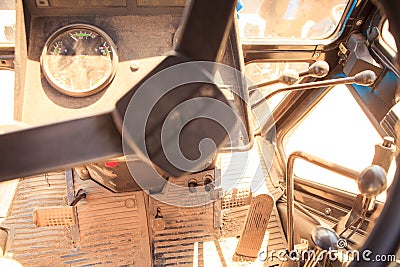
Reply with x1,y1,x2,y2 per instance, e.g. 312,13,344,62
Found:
285,151,359,252
334,137,394,240
248,69,299,97
303,166,386,266
251,70,376,109
285,156,386,265
337,165,387,240
248,60,330,97
298,60,330,79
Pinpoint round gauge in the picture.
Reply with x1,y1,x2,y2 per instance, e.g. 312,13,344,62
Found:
40,24,118,97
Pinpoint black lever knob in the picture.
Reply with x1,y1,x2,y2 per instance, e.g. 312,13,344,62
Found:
312,226,340,251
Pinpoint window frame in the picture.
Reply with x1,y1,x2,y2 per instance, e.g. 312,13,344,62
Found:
238,0,357,46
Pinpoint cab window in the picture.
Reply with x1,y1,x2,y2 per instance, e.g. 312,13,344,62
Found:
237,0,350,41
381,19,397,55
283,85,394,202
0,0,16,124
0,0,15,45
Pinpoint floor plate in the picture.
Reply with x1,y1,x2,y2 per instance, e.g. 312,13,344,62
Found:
1,172,151,267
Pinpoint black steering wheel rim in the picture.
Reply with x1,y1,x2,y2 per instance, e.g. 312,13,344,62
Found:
349,1,400,266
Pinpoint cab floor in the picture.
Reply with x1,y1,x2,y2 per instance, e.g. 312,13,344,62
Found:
1,146,286,267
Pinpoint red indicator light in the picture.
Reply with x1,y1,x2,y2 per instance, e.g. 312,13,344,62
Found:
104,161,118,168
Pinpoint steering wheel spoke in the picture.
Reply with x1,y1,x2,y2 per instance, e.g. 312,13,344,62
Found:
0,0,238,181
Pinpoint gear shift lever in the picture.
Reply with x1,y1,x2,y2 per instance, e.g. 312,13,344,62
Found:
338,165,387,240
357,165,387,197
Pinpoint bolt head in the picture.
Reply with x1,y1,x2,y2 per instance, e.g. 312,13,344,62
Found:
324,208,332,216
130,62,140,72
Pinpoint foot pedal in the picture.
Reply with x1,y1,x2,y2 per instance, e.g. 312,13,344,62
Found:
33,206,76,227
233,194,274,260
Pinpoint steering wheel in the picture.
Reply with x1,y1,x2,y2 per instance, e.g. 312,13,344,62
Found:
0,0,238,181
0,1,399,266
348,1,400,266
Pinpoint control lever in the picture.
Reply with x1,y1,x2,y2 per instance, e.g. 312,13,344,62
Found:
298,60,330,79
251,70,376,109
286,151,359,252
357,165,387,198
248,69,299,97
248,60,330,97
338,165,387,240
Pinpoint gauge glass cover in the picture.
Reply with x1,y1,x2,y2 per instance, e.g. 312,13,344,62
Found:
41,24,118,97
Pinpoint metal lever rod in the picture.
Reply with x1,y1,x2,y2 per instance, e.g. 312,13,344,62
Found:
338,165,387,239
286,151,359,251
251,70,376,109
248,61,329,97
298,60,330,79
248,69,299,96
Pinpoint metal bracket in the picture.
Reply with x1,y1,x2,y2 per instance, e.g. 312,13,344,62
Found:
338,42,349,65
65,169,81,244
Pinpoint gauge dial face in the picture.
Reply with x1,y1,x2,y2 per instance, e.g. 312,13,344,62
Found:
41,24,118,97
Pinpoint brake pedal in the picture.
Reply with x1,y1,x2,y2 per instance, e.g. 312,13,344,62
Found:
33,206,76,227
233,194,274,260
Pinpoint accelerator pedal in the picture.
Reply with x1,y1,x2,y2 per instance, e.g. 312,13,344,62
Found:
33,206,76,227
233,194,274,260
33,183,86,227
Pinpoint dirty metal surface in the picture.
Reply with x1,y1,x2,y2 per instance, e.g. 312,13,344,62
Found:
149,170,220,267
1,172,151,266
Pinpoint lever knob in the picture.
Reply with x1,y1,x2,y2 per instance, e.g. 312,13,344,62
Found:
279,69,299,85
357,165,387,197
312,226,340,251
354,70,376,86
308,61,330,78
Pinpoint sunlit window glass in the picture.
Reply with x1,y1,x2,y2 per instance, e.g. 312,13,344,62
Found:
381,19,397,53
0,0,16,44
284,85,393,202
237,0,349,40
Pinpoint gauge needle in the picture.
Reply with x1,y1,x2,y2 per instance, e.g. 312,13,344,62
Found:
70,33,78,42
